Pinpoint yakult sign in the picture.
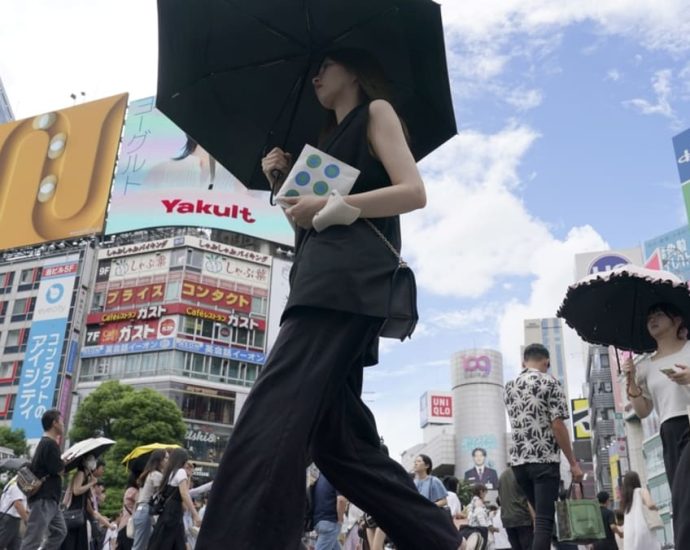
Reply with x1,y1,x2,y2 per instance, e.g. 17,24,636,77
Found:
420,391,454,428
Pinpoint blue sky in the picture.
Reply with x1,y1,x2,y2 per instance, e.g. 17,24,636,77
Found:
1,1,690,460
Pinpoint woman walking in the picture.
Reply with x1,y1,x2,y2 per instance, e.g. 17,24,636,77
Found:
61,456,98,550
147,449,200,550
197,49,461,550
131,450,166,550
623,302,690,548
620,472,660,550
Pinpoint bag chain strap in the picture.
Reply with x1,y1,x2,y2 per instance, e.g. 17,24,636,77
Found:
363,219,407,267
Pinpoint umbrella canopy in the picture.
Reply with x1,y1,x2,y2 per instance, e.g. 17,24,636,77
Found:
122,443,181,477
62,437,115,472
557,265,690,354
156,0,456,190
0,457,28,471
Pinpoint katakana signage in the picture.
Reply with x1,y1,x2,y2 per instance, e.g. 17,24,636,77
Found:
13,256,79,438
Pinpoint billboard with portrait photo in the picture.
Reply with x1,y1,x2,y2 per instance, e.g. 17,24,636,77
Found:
460,435,500,490
0,94,127,250
105,97,293,246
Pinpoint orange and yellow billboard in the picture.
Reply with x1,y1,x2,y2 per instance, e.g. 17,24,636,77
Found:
0,94,127,250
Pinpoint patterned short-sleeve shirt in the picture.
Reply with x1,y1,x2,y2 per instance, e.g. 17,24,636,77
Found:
504,369,569,465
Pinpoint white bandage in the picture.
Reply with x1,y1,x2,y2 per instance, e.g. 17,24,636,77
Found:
312,190,361,232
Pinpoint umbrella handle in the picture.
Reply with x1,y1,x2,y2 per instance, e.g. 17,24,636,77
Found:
269,170,285,206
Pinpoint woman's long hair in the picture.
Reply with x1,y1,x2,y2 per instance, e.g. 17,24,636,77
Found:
317,48,408,147
137,449,167,488
160,448,189,488
620,471,641,514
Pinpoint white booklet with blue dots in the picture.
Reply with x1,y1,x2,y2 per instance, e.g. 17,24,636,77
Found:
276,144,360,206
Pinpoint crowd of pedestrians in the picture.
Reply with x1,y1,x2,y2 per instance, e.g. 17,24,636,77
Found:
0,409,211,550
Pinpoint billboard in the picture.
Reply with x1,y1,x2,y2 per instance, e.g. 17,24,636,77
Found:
574,247,644,281
0,94,127,250
460,435,500,490
672,128,690,223
419,391,453,428
571,398,592,440
13,255,80,438
105,97,293,246
643,225,690,282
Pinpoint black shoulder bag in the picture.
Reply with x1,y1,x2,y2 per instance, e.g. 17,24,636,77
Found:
364,219,418,340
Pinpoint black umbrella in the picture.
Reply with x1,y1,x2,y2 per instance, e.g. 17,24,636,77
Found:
557,265,690,355
156,0,456,190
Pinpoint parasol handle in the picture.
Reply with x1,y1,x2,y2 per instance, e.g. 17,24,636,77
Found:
269,170,285,207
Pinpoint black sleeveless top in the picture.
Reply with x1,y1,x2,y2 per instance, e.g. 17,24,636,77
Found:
283,102,401,320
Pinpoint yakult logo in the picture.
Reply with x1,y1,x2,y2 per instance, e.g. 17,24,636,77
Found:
463,355,492,377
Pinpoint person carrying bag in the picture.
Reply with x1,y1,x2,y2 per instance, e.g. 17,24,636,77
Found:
555,483,605,546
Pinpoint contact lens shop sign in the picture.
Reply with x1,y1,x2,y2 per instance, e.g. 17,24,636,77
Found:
0,94,127,250
13,256,79,439
105,97,293,246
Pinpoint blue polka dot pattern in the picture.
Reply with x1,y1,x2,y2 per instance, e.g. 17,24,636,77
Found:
285,189,300,197
313,181,329,195
295,171,311,186
324,164,340,178
306,154,322,169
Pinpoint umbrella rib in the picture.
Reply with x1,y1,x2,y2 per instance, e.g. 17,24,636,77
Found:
325,6,398,50
171,52,308,99
224,0,308,50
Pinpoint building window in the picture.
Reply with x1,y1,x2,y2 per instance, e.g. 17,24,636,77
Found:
251,297,267,316
165,280,181,301
92,292,105,311
10,299,28,322
5,330,22,353
0,272,14,294
0,362,15,381
0,301,7,323
19,269,33,285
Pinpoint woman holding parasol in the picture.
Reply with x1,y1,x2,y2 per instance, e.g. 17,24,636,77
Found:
622,302,690,547
197,50,462,550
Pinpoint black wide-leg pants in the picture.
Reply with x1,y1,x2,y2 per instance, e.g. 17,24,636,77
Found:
661,416,690,550
196,307,460,550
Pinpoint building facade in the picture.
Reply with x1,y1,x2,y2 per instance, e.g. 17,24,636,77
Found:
451,348,506,490
0,242,96,441
74,230,287,477
586,345,617,496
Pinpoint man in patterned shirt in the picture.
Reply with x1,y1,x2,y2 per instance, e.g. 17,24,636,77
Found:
504,343,583,550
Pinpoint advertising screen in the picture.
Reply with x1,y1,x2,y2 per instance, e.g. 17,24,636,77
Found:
105,97,293,246
0,94,127,250
643,225,690,282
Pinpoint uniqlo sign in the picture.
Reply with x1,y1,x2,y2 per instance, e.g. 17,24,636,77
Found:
420,391,453,427
430,395,452,418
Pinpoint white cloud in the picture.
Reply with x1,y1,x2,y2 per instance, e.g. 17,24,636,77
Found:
428,304,500,331
406,125,548,298
407,124,609,400
497,226,608,383
503,87,544,111
439,0,690,54
624,69,675,119
606,69,623,82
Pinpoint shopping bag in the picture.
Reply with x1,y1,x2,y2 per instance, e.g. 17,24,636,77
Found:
555,484,606,544
276,144,359,205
